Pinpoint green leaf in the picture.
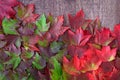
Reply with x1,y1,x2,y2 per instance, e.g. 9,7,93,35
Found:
0,63,4,71
0,72,6,80
21,77,27,80
50,58,63,80
13,73,19,80
2,18,18,35
4,52,21,69
13,57,21,69
50,41,63,53
28,74,35,80
32,53,45,70
36,14,49,32
51,49,66,61
38,39,48,47
15,37,21,48
25,51,34,59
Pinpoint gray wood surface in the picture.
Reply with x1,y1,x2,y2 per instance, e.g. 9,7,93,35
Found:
19,0,120,29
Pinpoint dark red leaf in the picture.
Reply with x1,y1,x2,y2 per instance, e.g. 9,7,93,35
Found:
95,28,115,46
68,45,87,57
67,27,91,46
114,57,120,70
0,0,18,25
114,24,120,49
68,10,84,30
45,16,69,41
16,3,39,23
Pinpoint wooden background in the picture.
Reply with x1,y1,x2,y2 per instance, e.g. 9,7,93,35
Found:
19,0,120,29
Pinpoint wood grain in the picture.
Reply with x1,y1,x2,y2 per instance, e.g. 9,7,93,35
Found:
19,0,120,29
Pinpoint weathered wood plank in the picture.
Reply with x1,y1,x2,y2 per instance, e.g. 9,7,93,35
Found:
19,0,120,29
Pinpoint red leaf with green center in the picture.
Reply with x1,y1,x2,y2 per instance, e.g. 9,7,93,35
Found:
63,56,80,76
22,36,40,51
0,0,18,25
96,46,117,62
63,48,102,75
68,10,84,30
16,3,39,24
95,28,115,46
79,48,102,73
67,27,91,46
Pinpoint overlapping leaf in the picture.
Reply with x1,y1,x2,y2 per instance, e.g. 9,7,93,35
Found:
96,46,117,62
45,16,69,41
0,1,119,80
2,18,18,35
0,0,18,25
95,28,115,46
67,27,91,46
68,10,85,30
16,3,39,23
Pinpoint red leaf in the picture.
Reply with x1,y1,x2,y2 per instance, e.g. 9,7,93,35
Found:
68,10,84,30
95,28,114,46
67,27,91,46
45,16,69,41
28,35,40,51
29,35,39,45
79,48,102,73
96,46,117,62
16,3,39,23
63,56,80,75
29,44,40,51
114,57,120,70
0,0,18,25
94,62,115,80
73,54,80,70
68,45,87,57
63,48,102,75
114,24,120,48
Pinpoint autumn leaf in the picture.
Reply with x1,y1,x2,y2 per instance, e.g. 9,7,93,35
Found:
18,23,36,36
22,36,39,51
96,46,117,62
0,0,18,25
79,48,102,73
95,28,115,46
67,45,87,58
45,16,69,41
68,10,85,30
114,57,120,70
16,3,39,23
67,27,91,46
63,56,80,76
114,24,120,49
63,48,102,75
